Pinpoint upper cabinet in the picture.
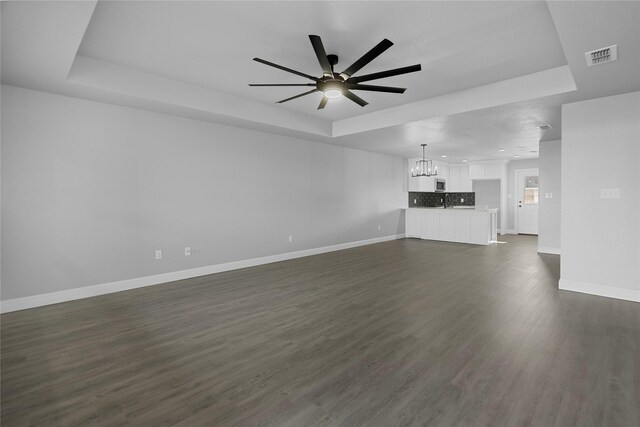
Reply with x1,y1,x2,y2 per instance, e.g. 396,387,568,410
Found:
469,164,485,180
433,161,449,183
459,164,472,191
447,164,472,192
409,176,439,192
407,158,446,192
468,160,506,180
408,159,471,192
449,166,461,192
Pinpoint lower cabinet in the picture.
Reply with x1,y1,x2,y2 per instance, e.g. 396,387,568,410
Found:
405,208,494,245
454,213,471,241
423,209,440,240
405,209,422,238
439,214,455,240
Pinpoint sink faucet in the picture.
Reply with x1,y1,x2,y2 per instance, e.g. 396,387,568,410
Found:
444,193,450,209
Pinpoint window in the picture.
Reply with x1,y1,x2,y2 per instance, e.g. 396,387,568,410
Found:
524,176,539,204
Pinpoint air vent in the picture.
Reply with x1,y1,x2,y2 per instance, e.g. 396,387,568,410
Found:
585,45,617,67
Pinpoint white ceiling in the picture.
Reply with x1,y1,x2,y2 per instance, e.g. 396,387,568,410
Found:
77,1,566,120
2,1,640,162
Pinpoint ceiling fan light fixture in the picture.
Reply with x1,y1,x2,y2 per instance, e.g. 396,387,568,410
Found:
324,89,342,99
318,79,345,99
250,35,422,109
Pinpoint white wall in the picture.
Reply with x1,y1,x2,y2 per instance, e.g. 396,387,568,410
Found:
560,91,640,302
538,140,561,254
507,158,539,232
473,180,501,225
1,85,406,303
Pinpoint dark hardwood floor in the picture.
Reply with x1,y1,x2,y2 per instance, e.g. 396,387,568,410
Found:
2,235,638,426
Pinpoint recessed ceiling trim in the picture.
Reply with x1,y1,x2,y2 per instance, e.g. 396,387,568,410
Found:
68,56,333,137
332,65,577,137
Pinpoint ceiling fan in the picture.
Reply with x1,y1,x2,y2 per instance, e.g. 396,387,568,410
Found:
249,35,422,110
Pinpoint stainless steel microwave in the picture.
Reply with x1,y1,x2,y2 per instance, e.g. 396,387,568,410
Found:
434,178,446,192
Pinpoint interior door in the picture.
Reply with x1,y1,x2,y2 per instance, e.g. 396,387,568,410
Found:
516,168,539,235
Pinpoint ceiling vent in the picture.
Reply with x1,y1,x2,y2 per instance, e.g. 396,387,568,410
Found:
585,45,617,67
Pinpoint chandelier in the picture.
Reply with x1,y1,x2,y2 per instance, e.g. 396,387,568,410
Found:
411,144,438,177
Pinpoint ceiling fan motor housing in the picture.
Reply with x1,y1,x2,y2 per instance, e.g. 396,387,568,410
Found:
318,78,346,93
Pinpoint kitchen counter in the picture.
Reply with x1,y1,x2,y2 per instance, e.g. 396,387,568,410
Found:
404,207,498,245
405,206,488,211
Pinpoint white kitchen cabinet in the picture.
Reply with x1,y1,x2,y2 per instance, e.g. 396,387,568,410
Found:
408,176,442,192
408,158,440,192
468,161,505,180
405,209,422,238
448,166,461,192
470,212,491,243
459,165,472,191
440,214,455,240
409,159,469,192
404,208,497,245
407,158,464,193
446,164,472,192
454,212,471,241
469,164,486,180
408,175,422,192
434,161,449,183
407,158,419,191
423,209,440,239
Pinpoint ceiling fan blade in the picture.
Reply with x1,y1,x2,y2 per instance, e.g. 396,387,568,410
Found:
309,35,333,76
253,58,319,82
343,90,369,107
318,96,329,110
249,83,316,86
348,64,422,84
348,84,406,93
339,38,394,80
276,89,319,104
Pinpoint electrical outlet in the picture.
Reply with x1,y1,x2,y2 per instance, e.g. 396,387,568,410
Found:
461,198,464,203
155,249,162,260
288,235,293,243
545,193,553,199
184,247,191,256
414,199,417,204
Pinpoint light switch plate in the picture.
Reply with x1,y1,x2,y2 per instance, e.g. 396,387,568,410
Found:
545,193,553,199
600,188,620,199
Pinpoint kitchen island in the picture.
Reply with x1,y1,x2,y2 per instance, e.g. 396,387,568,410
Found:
404,207,498,245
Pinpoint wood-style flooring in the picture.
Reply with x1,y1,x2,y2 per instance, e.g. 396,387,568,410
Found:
2,235,639,426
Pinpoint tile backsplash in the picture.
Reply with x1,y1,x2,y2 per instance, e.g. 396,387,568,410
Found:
408,192,475,208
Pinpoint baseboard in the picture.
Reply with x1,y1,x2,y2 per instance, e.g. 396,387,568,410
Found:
1,233,406,313
505,229,517,235
538,246,561,255
559,278,640,303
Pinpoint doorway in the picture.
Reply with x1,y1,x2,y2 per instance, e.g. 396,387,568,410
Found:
515,168,539,235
